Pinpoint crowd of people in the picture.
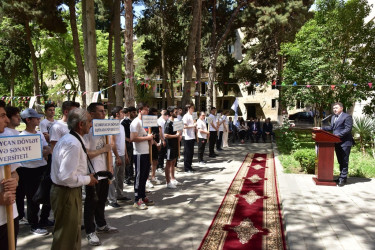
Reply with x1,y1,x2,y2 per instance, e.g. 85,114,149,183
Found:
0,99,275,249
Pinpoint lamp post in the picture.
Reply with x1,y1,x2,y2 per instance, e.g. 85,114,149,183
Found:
65,83,72,101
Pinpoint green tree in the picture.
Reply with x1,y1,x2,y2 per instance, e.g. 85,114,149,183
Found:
281,0,374,124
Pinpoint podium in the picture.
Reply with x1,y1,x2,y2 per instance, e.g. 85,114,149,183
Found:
312,130,341,186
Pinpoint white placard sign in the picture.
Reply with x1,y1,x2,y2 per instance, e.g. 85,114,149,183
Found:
92,119,120,136
173,120,184,131
207,117,213,124
142,115,158,128
0,134,42,166
92,91,100,103
192,112,198,120
29,96,36,109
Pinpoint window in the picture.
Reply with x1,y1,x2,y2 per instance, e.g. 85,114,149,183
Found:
272,99,277,109
201,82,206,95
223,100,229,110
296,100,305,109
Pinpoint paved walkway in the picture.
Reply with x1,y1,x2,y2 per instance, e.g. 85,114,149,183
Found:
274,146,375,250
15,142,375,249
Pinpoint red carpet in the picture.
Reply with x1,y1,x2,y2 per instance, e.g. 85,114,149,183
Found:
199,153,286,250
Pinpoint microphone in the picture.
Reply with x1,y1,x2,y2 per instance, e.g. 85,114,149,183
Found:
321,114,332,122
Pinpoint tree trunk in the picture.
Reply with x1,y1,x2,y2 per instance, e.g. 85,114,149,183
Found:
124,0,135,107
195,1,202,111
168,71,174,106
83,0,99,105
24,20,40,104
114,0,124,106
107,25,116,113
161,40,167,108
181,0,201,107
68,0,86,107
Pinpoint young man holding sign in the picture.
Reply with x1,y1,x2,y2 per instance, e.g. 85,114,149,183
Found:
130,103,154,210
164,106,182,189
0,100,20,249
84,103,117,246
182,104,197,173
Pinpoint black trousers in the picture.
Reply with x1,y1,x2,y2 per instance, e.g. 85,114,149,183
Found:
262,132,275,142
209,131,217,156
84,179,109,234
250,131,261,142
0,218,19,250
216,131,223,150
198,138,207,162
15,166,50,228
133,154,150,201
125,142,134,180
157,143,167,169
335,144,351,179
184,139,195,171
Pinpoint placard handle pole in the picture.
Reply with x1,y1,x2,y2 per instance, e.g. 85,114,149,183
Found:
4,165,15,250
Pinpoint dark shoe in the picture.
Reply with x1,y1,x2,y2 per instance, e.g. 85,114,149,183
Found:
209,155,216,158
117,196,132,202
217,148,223,151
39,219,54,228
338,179,347,187
108,202,121,208
214,153,219,156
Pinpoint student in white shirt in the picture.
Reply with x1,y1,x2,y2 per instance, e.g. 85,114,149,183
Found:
84,103,117,246
208,107,219,157
50,108,98,250
0,100,19,250
197,112,210,164
39,103,56,143
108,106,131,208
49,101,80,151
182,103,197,172
130,103,154,210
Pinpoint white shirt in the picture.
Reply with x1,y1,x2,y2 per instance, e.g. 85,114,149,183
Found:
208,114,217,131
176,115,182,121
4,127,20,136
50,133,91,188
19,131,48,168
197,119,208,139
218,116,224,132
112,119,126,157
0,130,20,226
84,128,108,178
130,117,149,155
49,120,69,142
183,113,196,140
157,116,166,139
39,118,56,134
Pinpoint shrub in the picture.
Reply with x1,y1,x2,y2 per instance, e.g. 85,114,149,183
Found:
275,113,300,153
293,149,316,174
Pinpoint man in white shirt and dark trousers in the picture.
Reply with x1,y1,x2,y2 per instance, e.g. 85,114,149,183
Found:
208,107,218,158
183,104,197,172
157,109,168,172
50,108,98,250
84,103,117,246
197,112,210,164
108,106,131,208
130,103,154,210
216,110,224,151
18,108,52,236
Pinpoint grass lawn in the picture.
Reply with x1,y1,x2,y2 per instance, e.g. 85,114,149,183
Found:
276,129,375,178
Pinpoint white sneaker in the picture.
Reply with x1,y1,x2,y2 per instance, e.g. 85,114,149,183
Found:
151,177,162,185
146,180,154,188
87,232,101,246
30,228,49,236
96,224,118,233
156,168,164,174
167,182,177,189
172,179,182,186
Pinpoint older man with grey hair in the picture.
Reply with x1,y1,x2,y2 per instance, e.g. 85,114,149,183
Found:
50,108,98,250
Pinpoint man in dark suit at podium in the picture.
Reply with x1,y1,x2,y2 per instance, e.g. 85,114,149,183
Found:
322,102,354,187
